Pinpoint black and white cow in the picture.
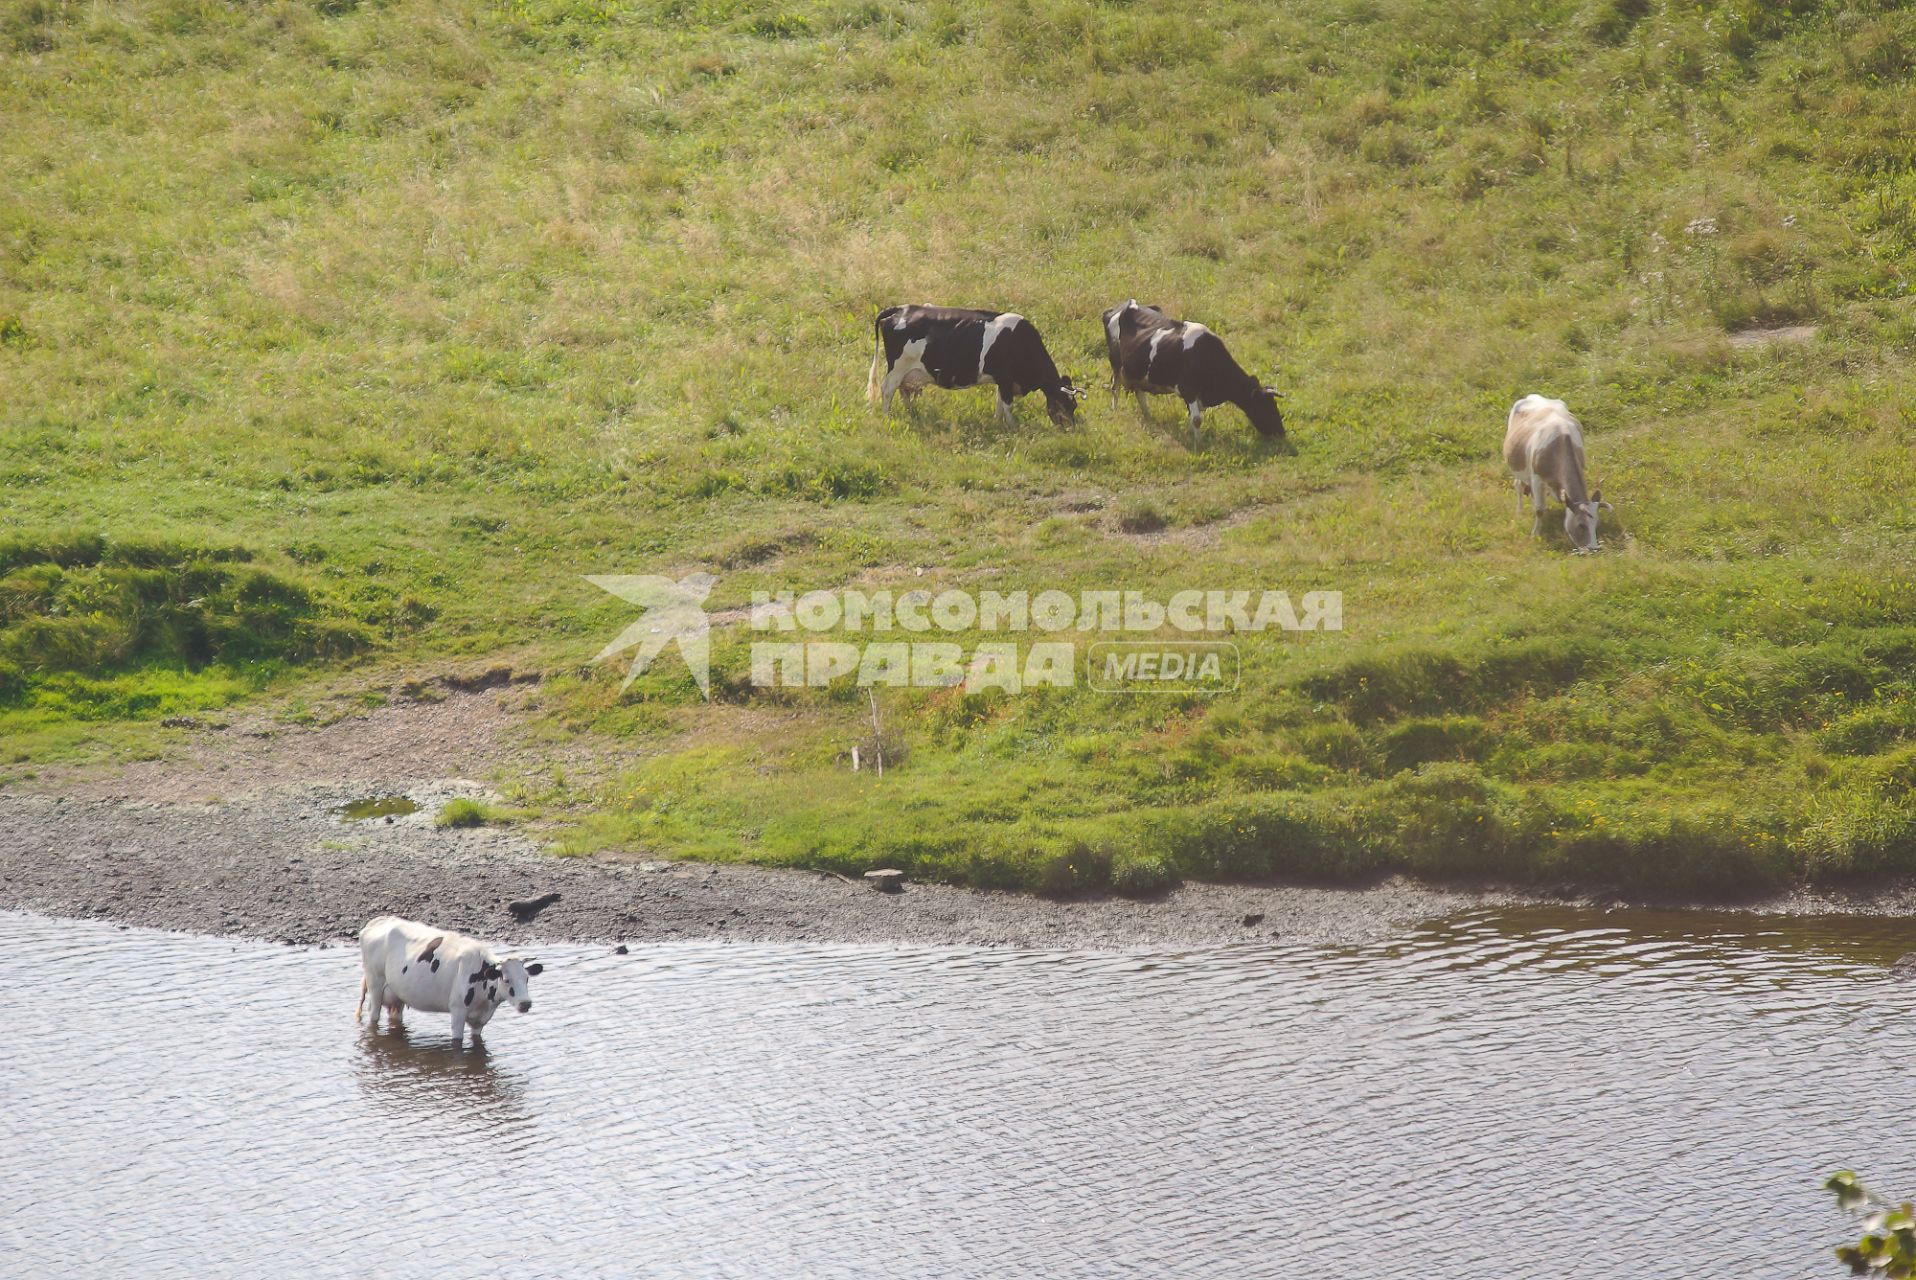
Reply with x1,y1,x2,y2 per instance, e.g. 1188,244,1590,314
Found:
1102,300,1284,444
867,305,1081,427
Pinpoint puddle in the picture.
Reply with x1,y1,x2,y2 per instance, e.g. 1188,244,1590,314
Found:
332,795,420,822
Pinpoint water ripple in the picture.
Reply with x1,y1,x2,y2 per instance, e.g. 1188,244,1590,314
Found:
2,906,1913,1279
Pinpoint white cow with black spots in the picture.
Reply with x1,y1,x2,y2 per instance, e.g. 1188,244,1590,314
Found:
1102,300,1285,445
357,915,542,1043
867,304,1081,427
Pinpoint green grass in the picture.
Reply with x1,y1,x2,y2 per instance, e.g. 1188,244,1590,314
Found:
436,797,513,828
4,0,1915,896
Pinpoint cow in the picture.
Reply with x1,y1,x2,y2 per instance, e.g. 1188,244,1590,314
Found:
1102,300,1284,445
867,305,1081,427
357,915,542,1043
1503,394,1611,552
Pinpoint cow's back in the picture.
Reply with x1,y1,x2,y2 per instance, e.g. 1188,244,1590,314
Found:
1505,394,1581,473
360,915,479,1004
1104,301,1169,364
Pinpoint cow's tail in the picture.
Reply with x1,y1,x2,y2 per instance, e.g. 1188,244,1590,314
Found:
355,973,366,1021
866,313,886,405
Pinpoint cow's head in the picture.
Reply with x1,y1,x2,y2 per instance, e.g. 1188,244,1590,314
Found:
1564,489,1611,552
1044,377,1083,427
501,956,542,1014
1244,383,1285,438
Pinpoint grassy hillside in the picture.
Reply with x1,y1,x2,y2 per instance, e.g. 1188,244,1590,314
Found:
4,0,1915,895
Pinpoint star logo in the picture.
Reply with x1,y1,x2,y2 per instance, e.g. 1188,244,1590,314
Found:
587,572,717,698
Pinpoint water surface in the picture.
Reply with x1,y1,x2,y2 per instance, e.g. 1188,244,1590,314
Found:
4,908,1912,1278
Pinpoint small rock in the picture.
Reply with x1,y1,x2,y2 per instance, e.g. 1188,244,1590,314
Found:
865,869,906,893
1241,912,1265,927
613,944,629,955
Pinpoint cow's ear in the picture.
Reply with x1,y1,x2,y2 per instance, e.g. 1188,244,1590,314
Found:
526,962,544,976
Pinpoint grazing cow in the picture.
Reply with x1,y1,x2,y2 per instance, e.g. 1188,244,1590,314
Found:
357,915,542,1043
867,305,1081,427
1102,300,1284,445
1503,394,1611,552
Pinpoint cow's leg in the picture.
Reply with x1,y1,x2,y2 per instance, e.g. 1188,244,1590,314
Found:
355,974,367,1022
363,971,386,1027
1134,390,1151,420
1109,368,1121,411
881,340,928,414
1186,400,1204,446
1529,474,1547,536
996,389,1016,429
450,1003,468,1045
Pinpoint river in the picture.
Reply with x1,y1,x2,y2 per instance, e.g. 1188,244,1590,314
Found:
4,907,1912,1278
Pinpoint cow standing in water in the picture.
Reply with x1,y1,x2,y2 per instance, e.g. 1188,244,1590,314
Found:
357,915,542,1044
1503,393,1611,552
1102,300,1285,445
867,305,1081,427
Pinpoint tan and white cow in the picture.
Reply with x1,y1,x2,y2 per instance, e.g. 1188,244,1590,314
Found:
357,915,541,1044
1503,394,1610,552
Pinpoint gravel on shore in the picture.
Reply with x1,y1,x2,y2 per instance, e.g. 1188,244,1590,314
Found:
6,687,1911,950
0,787,1546,949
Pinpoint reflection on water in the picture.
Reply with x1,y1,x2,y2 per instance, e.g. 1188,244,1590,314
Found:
354,1028,535,1132
3,907,1914,1279
332,794,420,822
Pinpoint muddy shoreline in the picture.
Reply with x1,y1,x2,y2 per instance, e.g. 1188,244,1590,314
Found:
5,785,1915,950
0,788,1543,948
4,688,1912,949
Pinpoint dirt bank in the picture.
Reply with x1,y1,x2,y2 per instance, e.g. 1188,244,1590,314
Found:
0,786,1540,947
4,684,1912,948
